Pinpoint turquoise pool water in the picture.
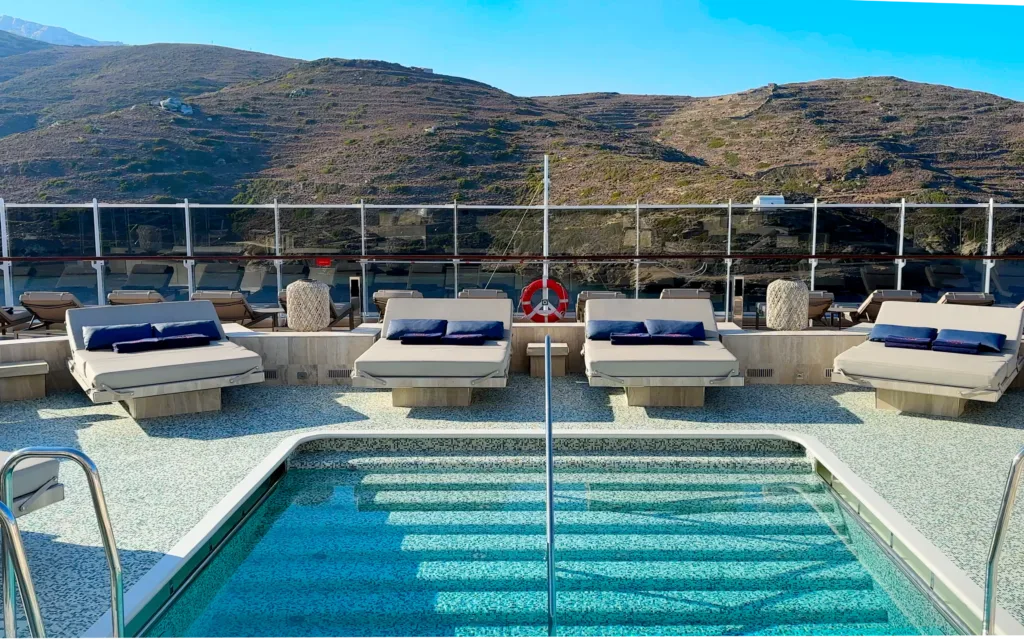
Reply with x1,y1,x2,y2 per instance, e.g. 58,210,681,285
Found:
145,449,957,636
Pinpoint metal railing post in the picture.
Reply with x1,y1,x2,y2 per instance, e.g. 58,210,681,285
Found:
273,199,283,299
896,199,907,290
453,200,459,297
360,200,369,316
0,501,43,638
809,198,818,291
984,445,1024,635
91,199,106,305
183,199,195,297
985,198,995,294
542,156,550,319
1,448,124,638
725,199,733,318
634,200,641,299
0,198,11,308
543,335,556,636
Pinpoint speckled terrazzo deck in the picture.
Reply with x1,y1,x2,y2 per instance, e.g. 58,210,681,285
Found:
1,375,1023,635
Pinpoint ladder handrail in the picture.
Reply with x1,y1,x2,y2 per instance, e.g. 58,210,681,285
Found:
543,335,556,636
0,501,44,637
0,448,124,638
984,445,1024,635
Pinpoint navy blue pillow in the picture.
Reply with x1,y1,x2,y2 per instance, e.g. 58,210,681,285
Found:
446,320,504,340
113,333,212,354
586,320,646,340
153,320,221,341
400,332,444,345
386,319,447,340
644,319,706,340
868,324,937,343
610,332,653,345
83,323,152,351
441,333,487,346
934,329,1006,353
652,333,695,345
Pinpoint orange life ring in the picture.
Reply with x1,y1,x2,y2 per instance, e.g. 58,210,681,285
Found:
521,278,569,323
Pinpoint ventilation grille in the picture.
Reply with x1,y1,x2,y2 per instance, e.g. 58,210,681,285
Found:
823,368,833,379
328,369,352,380
746,368,775,379
264,369,279,380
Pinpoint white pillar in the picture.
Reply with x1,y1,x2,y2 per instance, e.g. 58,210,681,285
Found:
91,198,106,304
360,199,370,315
725,199,733,318
809,198,818,291
634,200,640,299
896,199,906,290
985,197,995,294
273,199,283,298
0,198,12,307
184,198,195,297
453,200,459,298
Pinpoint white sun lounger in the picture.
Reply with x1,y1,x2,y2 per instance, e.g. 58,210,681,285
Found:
66,300,264,419
584,298,743,407
352,298,512,407
833,301,1024,417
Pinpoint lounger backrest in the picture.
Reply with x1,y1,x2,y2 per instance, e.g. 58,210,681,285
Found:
586,299,718,339
856,289,920,318
381,298,513,338
65,300,226,352
191,291,254,322
374,290,422,300
659,289,711,300
20,292,83,323
458,289,507,299
108,290,166,305
938,292,994,306
875,301,1024,356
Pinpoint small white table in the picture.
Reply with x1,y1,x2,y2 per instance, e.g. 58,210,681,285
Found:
527,342,569,378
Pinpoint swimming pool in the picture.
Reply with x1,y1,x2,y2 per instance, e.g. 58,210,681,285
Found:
138,436,959,636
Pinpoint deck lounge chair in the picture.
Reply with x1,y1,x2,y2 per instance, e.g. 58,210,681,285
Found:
372,289,423,316
0,307,31,335
195,264,244,291
458,288,508,299
108,290,167,305
123,264,174,291
833,301,1024,418
65,300,264,418
191,291,280,328
278,290,355,330
0,452,64,516
20,292,85,331
808,291,835,325
576,291,626,323
938,291,994,306
352,298,513,407
659,289,711,300
583,298,744,407
848,290,921,324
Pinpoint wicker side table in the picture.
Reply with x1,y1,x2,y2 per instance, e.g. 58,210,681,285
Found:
286,279,331,331
765,279,809,331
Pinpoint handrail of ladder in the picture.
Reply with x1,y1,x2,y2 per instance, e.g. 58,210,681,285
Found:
0,448,124,638
984,445,1024,635
0,501,44,637
543,335,557,636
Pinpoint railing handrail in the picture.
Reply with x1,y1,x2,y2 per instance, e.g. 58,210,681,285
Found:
0,501,44,637
543,335,556,636
0,448,124,638
983,445,1024,635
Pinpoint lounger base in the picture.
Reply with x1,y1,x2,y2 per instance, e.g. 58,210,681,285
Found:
831,370,1010,405
71,364,265,404
625,386,705,407
0,374,45,402
392,387,473,407
122,388,222,419
875,389,967,418
587,374,745,388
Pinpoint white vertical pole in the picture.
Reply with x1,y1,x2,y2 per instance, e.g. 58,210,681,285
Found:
725,199,733,318
273,199,283,298
896,199,906,290
360,199,369,316
542,155,550,321
634,200,640,299
92,198,106,304
453,200,459,298
985,197,995,294
183,199,195,297
810,198,818,291
0,198,11,308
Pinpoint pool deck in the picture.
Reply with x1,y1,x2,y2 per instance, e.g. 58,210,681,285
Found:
3,376,1024,636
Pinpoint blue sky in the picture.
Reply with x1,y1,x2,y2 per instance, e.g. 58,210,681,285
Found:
5,0,1024,99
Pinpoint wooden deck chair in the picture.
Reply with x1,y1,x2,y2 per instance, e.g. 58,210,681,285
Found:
191,291,279,328
659,288,711,300
938,291,994,306
458,288,508,299
19,292,84,331
808,291,835,325
372,290,423,316
0,306,31,335
107,290,167,305
849,290,921,324
278,290,355,330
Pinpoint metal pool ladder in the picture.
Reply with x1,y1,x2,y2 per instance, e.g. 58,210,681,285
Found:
542,336,557,637
0,448,124,638
984,445,1024,635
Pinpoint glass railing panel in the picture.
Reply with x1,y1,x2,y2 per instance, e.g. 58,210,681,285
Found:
190,259,280,307
990,259,1024,307
99,206,186,257
641,207,729,256
557,262,635,311
278,206,361,257
191,206,274,257
548,208,633,257
456,208,543,258
637,259,728,311
7,206,96,258
459,261,542,311
365,207,454,257
902,258,986,302
106,259,189,301
732,258,811,314
991,208,1024,306
813,259,897,303
903,205,989,258
12,259,101,305
730,206,812,256
814,206,900,256
366,261,456,302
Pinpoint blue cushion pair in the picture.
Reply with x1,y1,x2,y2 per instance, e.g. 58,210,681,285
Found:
83,320,221,351
587,319,705,341
387,319,504,341
112,333,213,354
869,324,937,344
399,332,487,346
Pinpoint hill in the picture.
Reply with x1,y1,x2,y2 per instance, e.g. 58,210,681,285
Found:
0,15,122,47
0,30,50,58
0,50,1021,206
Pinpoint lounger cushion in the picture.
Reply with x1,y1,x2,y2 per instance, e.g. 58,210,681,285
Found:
934,329,1006,354
644,319,705,340
835,341,1015,390
586,320,647,340
74,341,261,391
83,323,153,351
586,340,739,379
0,453,59,501
868,324,937,343
446,320,504,340
153,320,221,341
113,334,213,354
386,319,447,340
355,338,510,378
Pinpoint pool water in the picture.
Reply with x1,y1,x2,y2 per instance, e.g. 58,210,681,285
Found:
145,449,957,636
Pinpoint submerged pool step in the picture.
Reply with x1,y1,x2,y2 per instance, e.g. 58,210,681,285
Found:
336,455,812,474
264,509,847,536
193,588,892,634
227,559,876,593
455,622,938,637
257,532,856,562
